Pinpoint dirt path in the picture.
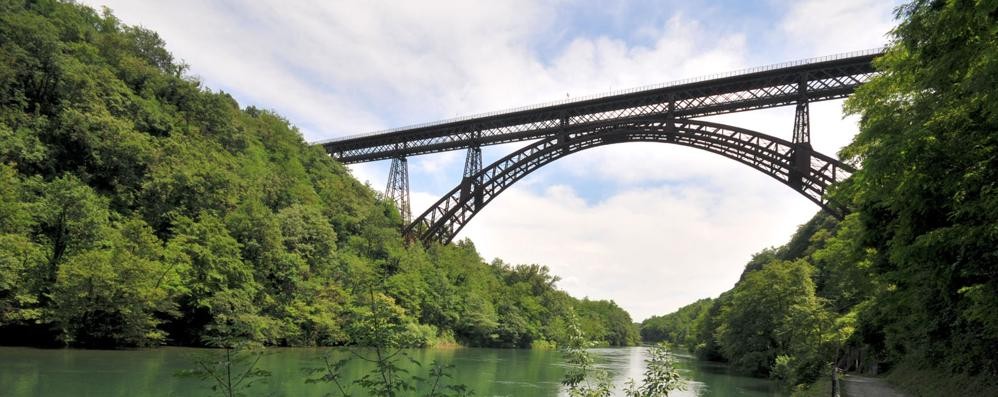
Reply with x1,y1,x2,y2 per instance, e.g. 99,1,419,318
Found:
842,374,909,397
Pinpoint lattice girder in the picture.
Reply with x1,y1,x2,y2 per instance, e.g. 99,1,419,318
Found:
406,119,855,244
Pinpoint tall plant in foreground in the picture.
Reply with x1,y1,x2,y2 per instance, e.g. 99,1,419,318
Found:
562,313,685,397
304,270,472,397
623,343,686,397
562,311,613,397
176,342,271,397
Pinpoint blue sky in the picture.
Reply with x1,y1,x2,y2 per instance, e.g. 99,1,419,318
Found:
85,0,903,320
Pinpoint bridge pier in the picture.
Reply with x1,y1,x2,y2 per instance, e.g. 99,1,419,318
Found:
790,77,812,191
386,156,411,225
460,146,483,208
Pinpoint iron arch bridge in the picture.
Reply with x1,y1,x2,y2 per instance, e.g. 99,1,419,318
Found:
316,49,881,244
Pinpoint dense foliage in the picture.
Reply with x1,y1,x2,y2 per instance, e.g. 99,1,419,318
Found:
639,298,711,348
641,1,998,392
840,0,998,377
641,214,852,385
0,0,637,349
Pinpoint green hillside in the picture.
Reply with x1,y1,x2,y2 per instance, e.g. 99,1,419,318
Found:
0,0,637,349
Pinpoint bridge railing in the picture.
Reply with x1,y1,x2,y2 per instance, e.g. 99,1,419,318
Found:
314,47,886,145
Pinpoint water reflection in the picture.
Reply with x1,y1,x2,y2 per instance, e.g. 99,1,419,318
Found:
0,346,782,396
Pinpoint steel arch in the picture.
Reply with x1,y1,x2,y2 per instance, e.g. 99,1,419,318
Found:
406,118,854,244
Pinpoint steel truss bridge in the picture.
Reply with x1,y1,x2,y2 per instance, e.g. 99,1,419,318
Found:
316,49,882,244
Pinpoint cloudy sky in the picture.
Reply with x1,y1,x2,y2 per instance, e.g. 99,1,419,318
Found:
84,0,903,321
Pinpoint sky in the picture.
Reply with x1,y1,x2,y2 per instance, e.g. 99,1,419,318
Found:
83,0,903,321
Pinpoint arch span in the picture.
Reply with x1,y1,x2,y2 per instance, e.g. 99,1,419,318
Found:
406,118,854,244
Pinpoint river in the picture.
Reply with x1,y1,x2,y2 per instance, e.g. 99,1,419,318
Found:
0,346,782,396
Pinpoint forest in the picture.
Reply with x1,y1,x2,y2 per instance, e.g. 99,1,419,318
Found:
641,1,998,395
0,0,639,350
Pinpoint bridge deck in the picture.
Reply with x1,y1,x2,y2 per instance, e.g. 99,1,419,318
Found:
318,49,883,164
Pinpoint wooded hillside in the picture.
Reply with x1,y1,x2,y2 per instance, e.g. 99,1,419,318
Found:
0,0,638,349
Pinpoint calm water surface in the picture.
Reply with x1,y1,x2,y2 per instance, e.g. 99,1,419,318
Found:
0,346,782,396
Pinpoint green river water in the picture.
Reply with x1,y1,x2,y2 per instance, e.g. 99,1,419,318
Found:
0,346,782,396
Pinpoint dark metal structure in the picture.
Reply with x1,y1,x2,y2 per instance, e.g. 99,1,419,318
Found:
407,119,853,244
316,49,881,244
384,157,411,225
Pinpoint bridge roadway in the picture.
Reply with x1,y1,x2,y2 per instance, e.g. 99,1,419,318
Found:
318,49,881,164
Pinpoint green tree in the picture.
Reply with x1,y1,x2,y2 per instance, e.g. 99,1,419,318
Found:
716,259,829,378
0,165,45,326
50,217,181,346
35,175,111,283
841,0,998,376
168,213,266,346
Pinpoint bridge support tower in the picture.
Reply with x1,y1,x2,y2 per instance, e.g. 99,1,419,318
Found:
460,145,483,208
790,76,812,190
386,156,411,225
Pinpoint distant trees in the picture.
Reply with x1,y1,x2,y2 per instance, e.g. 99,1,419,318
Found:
639,298,711,348
640,214,866,387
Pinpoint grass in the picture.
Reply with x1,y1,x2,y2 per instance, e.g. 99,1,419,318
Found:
885,361,998,397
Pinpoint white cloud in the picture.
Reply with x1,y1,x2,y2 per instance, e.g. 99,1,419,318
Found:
84,0,898,321
461,175,817,321
780,0,899,55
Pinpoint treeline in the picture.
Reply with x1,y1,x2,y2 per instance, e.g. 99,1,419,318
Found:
0,0,637,349
641,1,998,393
641,214,870,384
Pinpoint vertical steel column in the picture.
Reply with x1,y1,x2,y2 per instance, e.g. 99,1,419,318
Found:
460,145,483,208
665,97,676,142
462,145,482,178
385,156,411,225
558,115,570,154
790,75,812,190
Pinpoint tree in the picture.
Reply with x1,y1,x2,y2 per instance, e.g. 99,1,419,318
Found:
167,213,266,346
0,165,45,327
716,259,828,379
50,217,181,347
842,0,998,376
35,175,111,283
